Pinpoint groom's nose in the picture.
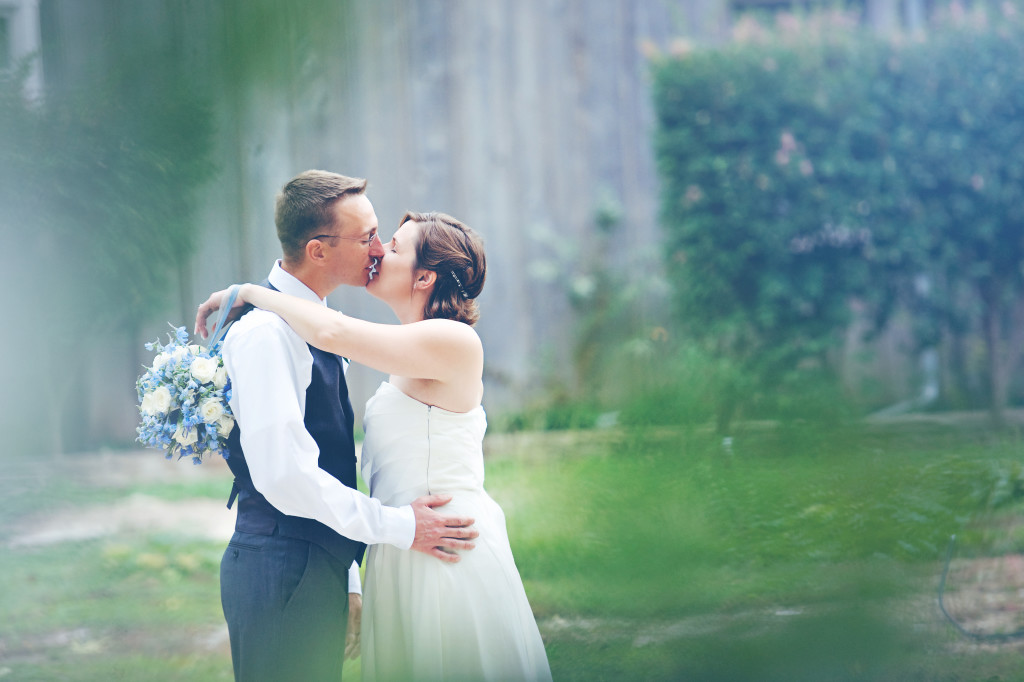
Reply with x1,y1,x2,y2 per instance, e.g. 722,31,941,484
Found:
369,234,385,258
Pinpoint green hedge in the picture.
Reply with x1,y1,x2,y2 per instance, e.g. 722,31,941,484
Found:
653,6,1024,423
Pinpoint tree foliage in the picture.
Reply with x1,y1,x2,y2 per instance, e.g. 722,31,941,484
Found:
0,0,359,454
0,53,215,453
0,70,214,328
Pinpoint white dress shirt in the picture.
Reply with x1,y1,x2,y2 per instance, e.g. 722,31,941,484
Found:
223,262,416,594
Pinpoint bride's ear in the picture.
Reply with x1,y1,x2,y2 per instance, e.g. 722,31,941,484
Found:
413,269,437,291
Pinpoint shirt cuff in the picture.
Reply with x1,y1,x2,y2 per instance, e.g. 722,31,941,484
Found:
385,505,417,550
347,561,362,595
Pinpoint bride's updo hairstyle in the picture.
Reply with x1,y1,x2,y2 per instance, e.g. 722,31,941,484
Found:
402,211,486,327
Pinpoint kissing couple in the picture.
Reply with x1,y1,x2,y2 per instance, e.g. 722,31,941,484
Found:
194,170,551,681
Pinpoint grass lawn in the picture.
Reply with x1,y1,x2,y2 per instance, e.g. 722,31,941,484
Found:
484,419,1024,680
3,418,1024,680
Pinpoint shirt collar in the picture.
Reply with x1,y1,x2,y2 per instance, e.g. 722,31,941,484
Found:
268,261,327,306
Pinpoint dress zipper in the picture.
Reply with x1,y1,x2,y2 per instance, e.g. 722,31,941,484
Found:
425,405,432,495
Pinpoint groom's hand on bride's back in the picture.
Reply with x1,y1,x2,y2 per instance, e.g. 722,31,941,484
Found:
410,494,478,563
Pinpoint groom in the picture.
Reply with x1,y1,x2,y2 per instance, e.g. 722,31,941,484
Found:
204,170,478,681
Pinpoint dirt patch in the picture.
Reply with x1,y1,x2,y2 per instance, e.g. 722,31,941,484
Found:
940,554,1024,640
5,449,236,548
8,493,234,548
0,624,231,668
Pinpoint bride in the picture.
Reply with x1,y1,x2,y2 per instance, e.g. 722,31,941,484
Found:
201,211,551,681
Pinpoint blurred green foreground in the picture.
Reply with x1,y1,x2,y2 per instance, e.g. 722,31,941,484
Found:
3,419,1024,681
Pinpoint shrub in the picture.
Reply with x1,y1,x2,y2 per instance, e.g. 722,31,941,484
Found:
653,5,1024,427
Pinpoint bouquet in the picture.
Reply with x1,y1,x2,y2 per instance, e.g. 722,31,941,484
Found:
136,324,234,464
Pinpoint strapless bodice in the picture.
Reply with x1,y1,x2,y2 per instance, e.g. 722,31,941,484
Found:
360,381,488,508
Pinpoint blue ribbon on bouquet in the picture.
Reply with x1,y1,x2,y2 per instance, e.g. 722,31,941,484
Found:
209,284,242,349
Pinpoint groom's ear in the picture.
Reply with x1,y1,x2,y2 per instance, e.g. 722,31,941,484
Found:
305,238,328,264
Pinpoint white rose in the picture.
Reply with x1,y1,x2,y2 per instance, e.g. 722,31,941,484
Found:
173,422,198,447
213,366,228,390
199,398,225,424
216,415,235,438
190,356,218,384
189,344,202,355
152,352,171,371
172,346,190,362
149,386,172,414
140,392,157,416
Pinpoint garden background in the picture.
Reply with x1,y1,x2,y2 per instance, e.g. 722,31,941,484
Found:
4,1,1024,680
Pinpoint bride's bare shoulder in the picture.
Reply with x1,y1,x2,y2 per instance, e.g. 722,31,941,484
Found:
414,318,482,348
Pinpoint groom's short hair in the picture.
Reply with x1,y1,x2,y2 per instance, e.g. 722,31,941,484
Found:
275,170,368,262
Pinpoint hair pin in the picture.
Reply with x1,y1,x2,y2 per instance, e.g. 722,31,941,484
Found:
450,270,469,298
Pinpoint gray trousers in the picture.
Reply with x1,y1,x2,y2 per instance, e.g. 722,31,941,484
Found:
221,529,350,681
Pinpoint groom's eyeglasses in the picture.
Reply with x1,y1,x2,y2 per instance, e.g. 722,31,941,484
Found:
309,233,379,248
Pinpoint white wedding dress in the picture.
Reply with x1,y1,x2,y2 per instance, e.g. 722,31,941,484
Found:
360,381,552,681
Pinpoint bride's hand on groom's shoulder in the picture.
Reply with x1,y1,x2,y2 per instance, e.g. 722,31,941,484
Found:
195,285,247,338
410,494,479,564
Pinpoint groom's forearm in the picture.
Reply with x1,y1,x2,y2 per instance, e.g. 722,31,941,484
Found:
251,454,416,548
